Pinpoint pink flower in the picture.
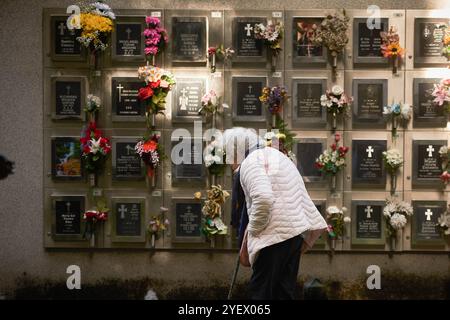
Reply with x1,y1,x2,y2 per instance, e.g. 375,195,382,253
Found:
335,133,341,142
145,46,158,56
442,78,450,86
145,16,160,27
159,80,169,88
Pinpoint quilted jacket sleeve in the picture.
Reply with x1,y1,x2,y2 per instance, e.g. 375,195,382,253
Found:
240,152,274,236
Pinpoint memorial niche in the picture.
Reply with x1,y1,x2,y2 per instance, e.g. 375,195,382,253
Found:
413,78,446,127
52,196,84,240
352,140,387,187
112,139,144,180
293,17,324,61
51,137,83,180
412,201,446,246
352,201,385,246
352,79,387,125
293,79,326,125
111,78,145,119
174,202,202,242
113,20,144,60
172,138,205,181
113,200,144,241
53,79,83,119
172,16,207,62
172,78,206,121
51,16,84,61
353,18,388,64
232,77,266,122
296,140,324,182
414,18,449,65
412,140,446,186
233,17,266,59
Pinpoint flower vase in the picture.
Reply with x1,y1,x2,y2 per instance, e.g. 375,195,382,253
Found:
331,51,338,74
389,236,396,251
329,237,336,251
210,236,215,249
146,167,156,188
331,174,337,191
151,113,156,129
151,234,156,249
210,53,216,73
331,113,337,131
211,174,217,187
90,233,95,248
211,112,216,129
271,54,277,72
271,114,277,129
392,56,399,74
390,173,397,195
391,116,397,137
152,55,156,67
89,50,101,77
89,173,96,187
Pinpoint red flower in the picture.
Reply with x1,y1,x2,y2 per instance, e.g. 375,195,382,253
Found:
83,145,91,154
143,140,158,152
315,162,324,169
80,137,89,145
149,80,161,89
331,143,337,151
208,47,217,56
335,133,341,142
138,85,154,101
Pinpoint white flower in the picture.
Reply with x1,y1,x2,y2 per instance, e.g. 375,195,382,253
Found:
400,103,411,120
264,132,276,140
89,138,101,154
331,85,343,96
342,207,348,213
326,206,341,215
439,145,448,156
389,213,407,230
383,202,397,217
383,106,391,115
212,155,222,163
87,94,101,106
343,216,351,223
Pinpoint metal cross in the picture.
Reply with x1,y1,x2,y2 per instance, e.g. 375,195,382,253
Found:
366,146,374,158
248,84,253,94
125,144,134,156
58,22,67,36
425,209,433,221
116,84,124,103
126,28,132,40
244,24,253,37
119,204,128,219
365,206,373,219
426,145,435,157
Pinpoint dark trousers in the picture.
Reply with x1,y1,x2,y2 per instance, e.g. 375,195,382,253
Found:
249,235,303,300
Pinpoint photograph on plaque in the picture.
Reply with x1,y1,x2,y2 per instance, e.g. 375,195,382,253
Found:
172,200,203,242
112,19,145,61
172,138,205,181
413,78,446,127
51,137,83,180
352,79,387,125
414,18,449,65
111,77,145,119
112,139,144,180
233,17,266,59
353,18,388,64
293,17,326,64
412,140,446,186
51,77,84,120
172,16,207,62
412,201,446,246
352,140,387,187
172,77,206,121
351,201,385,246
112,199,145,242
52,196,84,240
232,76,266,122
50,16,84,61
292,79,327,125
296,139,325,183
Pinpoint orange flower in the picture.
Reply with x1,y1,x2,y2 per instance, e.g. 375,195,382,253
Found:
444,35,450,46
142,140,157,152
383,43,404,58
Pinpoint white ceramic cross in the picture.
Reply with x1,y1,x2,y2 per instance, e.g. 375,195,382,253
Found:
58,22,67,36
244,23,253,37
119,204,127,219
116,84,124,102
425,209,433,221
365,205,373,219
366,146,374,158
426,145,434,157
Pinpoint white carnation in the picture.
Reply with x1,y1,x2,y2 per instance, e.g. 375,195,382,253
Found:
331,85,343,96
389,213,407,230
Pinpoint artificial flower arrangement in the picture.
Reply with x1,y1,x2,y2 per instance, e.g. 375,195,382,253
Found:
207,45,234,73
382,102,412,137
383,197,413,248
143,16,168,65
83,198,109,246
382,149,403,194
204,140,226,177
198,90,228,126
380,26,405,73
148,207,170,248
326,206,350,247
320,85,353,131
135,131,164,179
439,145,450,185
75,1,115,67
440,24,450,61
194,185,229,245
137,65,176,119
436,205,450,236
264,128,296,164
80,121,111,184
259,86,289,128
253,20,284,70
296,21,321,56
315,133,349,190
84,94,101,118
431,78,450,114
311,10,349,71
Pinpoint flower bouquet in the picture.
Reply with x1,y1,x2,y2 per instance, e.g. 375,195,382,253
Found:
259,86,289,127
383,197,413,250
264,130,296,164
382,149,403,194
320,85,352,131
253,20,284,71
204,140,226,178
431,78,450,114
83,199,109,247
80,121,111,186
194,185,229,247
75,1,115,69
199,90,227,127
135,131,164,182
144,16,168,65
326,206,350,250
380,26,404,73
137,65,176,124
315,133,349,190
207,45,234,73
436,205,450,236
84,94,101,120
148,208,169,248
439,145,450,186
382,102,412,137
311,10,349,72
440,24,450,61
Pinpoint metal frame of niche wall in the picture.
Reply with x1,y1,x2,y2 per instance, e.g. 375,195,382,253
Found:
42,7,450,254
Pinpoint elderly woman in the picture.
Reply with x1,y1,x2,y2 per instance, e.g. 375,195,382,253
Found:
225,127,327,300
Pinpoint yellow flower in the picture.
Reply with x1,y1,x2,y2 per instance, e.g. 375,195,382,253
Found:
80,13,113,36
194,192,202,200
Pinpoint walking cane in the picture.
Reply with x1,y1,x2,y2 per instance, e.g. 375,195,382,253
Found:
227,253,241,300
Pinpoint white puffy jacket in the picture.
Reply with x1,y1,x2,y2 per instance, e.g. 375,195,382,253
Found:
240,147,327,266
